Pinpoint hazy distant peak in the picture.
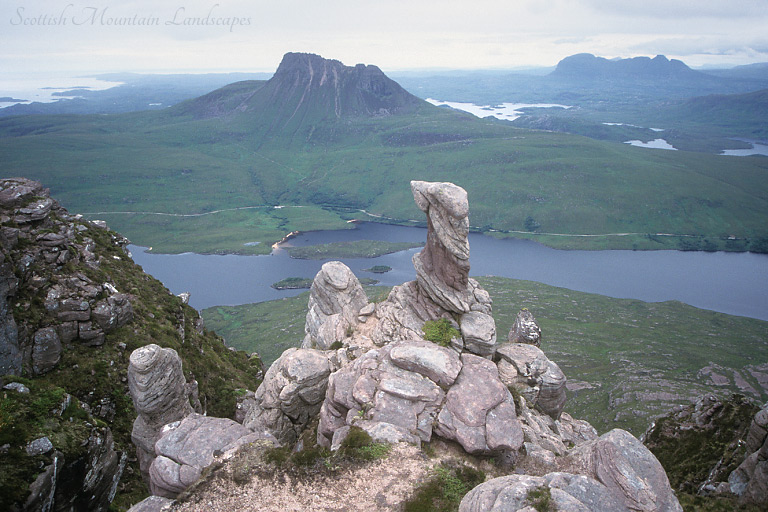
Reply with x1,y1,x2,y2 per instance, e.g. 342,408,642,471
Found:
552,53,701,80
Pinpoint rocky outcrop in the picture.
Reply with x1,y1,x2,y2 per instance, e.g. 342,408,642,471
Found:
508,308,541,346
243,347,335,446
568,429,683,511
0,177,133,376
729,402,768,503
302,261,369,350
128,344,194,483
496,343,567,420
370,181,496,357
317,340,523,455
460,472,630,512
149,413,274,498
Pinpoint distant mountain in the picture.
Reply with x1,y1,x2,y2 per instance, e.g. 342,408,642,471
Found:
175,52,424,126
551,53,704,81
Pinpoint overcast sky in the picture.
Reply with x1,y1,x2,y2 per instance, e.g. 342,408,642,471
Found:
3,0,768,75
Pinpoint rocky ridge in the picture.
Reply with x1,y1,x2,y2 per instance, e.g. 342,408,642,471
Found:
0,177,263,511
127,180,684,512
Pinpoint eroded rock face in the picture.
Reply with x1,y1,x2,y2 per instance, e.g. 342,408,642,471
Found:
411,180,471,313
729,402,768,503
243,347,334,446
567,428,683,512
459,472,630,512
508,308,541,346
317,341,523,455
496,343,567,420
370,181,496,357
149,413,275,498
128,344,193,482
303,261,369,350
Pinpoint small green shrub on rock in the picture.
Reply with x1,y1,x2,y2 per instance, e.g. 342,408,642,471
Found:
422,318,460,347
404,461,485,512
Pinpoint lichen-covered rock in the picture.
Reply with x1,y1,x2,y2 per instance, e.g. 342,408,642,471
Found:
303,261,368,349
508,308,541,346
128,344,193,482
243,347,333,446
459,472,630,512
149,413,275,498
496,343,567,419
567,428,682,512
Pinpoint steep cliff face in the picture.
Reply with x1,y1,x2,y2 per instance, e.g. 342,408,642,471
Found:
0,178,263,510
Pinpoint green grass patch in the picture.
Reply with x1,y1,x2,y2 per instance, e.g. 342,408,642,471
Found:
271,277,313,290
286,240,423,259
404,461,485,512
422,318,460,347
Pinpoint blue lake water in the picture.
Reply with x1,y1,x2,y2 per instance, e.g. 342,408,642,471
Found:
129,222,768,321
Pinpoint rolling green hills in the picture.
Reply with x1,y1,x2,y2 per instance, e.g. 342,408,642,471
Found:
1,53,767,254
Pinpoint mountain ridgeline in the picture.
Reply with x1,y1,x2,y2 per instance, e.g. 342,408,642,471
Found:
174,52,423,132
0,52,767,256
551,53,706,81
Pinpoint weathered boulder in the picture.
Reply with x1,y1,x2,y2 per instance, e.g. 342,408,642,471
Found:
508,308,541,346
243,347,334,446
149,413,275,498
567,428,682,512
459,472,630,512
729,402,768,503
434,353,524,454
303,261,368,349
128,344,193,482
459,311,496,358
91,293,133,333
496,343,567,419
317,340,524,455
318,340,452,448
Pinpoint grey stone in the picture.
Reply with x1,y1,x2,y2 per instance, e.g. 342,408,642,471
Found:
149,413,275,498
127,496,175,512
459,472,630,512
388,339,462,387
243,348,332,446
26,436,54,456
3,381,30,393
460,311,497,358
496,343,567,420
567,428,682,512
303,261,368,349
31,327,61,375
508,308,541,347
128,344,193,483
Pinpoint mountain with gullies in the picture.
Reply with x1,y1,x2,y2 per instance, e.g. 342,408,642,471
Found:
173,52,424,128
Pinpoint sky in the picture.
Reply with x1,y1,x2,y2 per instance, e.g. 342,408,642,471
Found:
3,0,768,75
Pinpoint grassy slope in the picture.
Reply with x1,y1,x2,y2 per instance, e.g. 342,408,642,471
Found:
0,100,767,254
203,277,768,436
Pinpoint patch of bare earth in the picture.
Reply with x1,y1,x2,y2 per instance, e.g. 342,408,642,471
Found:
172,444,434,512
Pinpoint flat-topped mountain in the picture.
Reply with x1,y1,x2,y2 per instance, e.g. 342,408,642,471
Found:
551,53,706,81
175,52,423,126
